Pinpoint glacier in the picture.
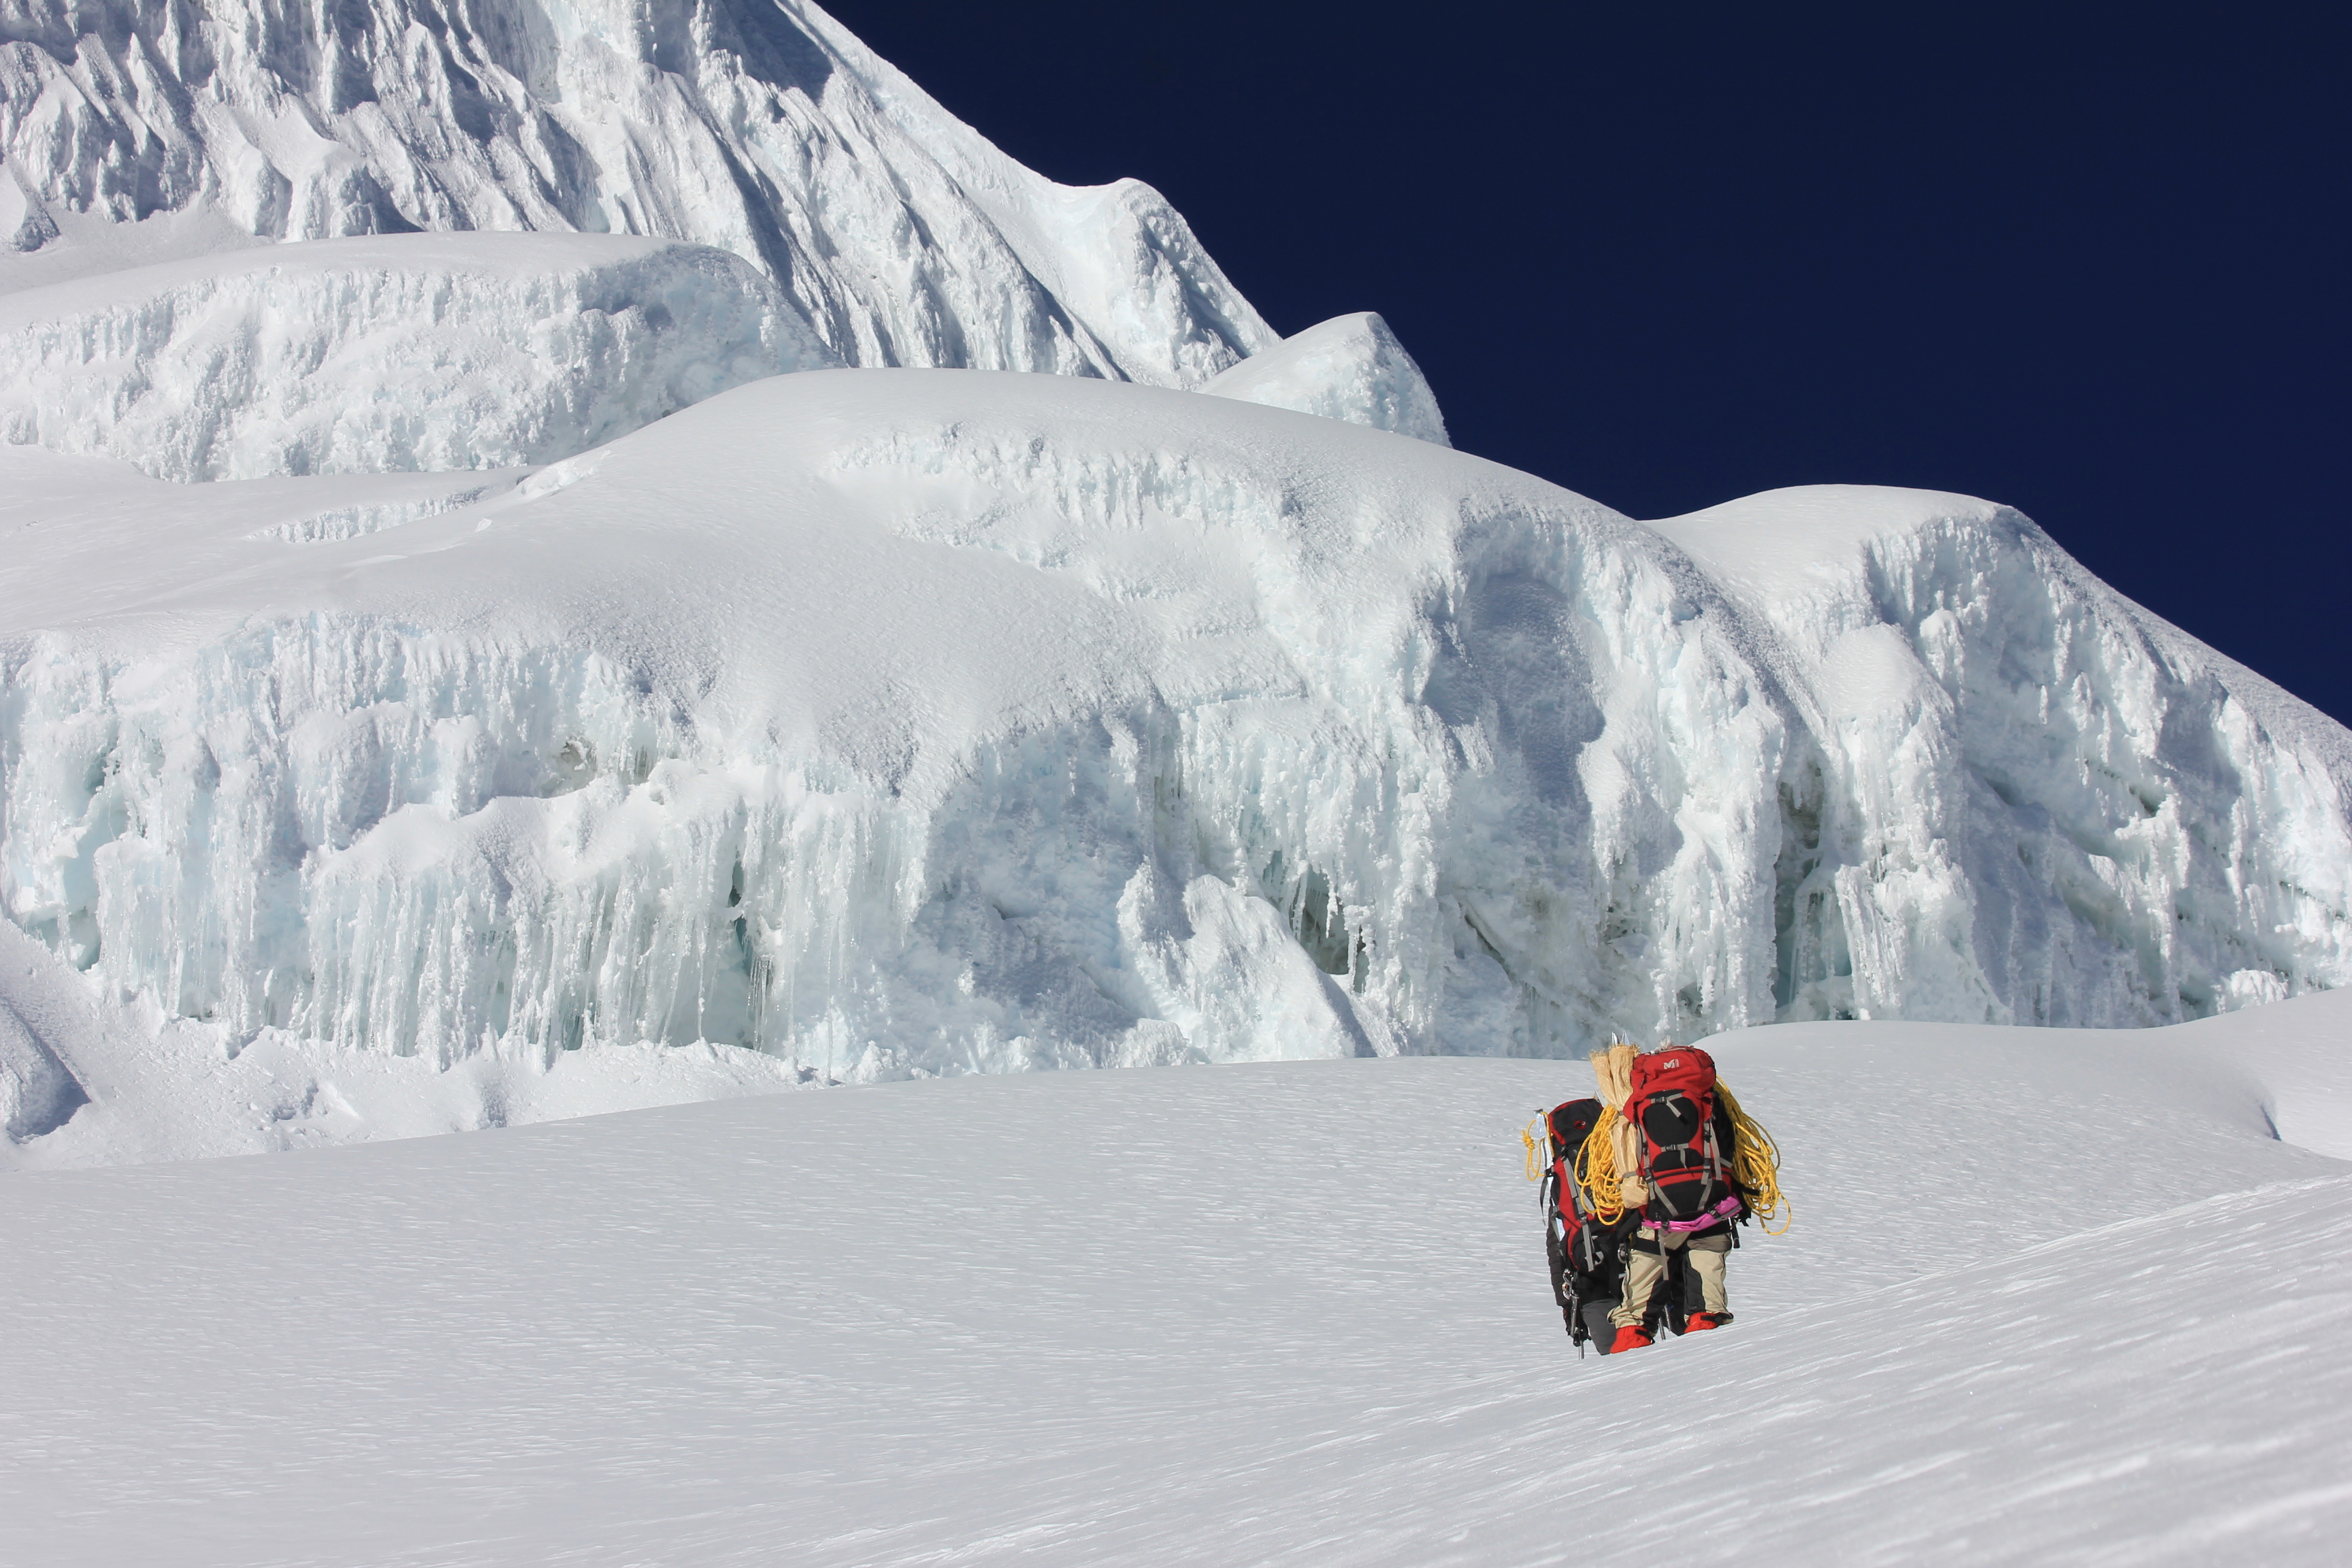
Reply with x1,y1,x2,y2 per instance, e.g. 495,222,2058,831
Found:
0,231,1448,478
4,4,2347,1556
3,370,2348,1165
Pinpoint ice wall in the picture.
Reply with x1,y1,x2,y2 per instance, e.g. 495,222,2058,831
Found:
1201,312,1452,446
5,372,2346,1088
0,0,1275,385
1654,487,2352,1029
0,232,833,480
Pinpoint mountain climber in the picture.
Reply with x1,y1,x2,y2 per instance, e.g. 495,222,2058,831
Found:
1525,1041,1786,1354
1579,1041,1784,1353
1603,1050,1739,1352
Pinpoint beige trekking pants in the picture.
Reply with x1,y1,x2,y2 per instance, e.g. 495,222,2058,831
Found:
1606,1226,1730,1328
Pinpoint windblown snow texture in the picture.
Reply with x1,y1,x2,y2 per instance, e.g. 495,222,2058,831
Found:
0,0,1274,385
5,996,2351,1562
3,370,2347,1143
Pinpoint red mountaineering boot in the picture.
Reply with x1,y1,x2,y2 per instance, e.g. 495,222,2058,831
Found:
1608,1324,1654,1354
1684,1311,1734,1333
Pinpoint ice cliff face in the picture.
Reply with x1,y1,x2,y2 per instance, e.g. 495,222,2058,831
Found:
4,373,2345,1086
1649,489,2350,1029
0,0,1275,384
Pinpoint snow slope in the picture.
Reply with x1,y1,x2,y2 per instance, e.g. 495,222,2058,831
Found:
2,992,2347,1565
0,0,1275,385
4,369,2351,1173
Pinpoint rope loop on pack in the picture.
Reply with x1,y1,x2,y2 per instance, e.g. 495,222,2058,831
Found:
1716,1079,1791,1234
1522,1116,1549,1182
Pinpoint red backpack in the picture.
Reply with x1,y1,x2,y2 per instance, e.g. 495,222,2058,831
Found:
1626,1047,1741,1230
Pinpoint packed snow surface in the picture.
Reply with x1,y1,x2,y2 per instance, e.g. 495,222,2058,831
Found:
4,368,2351,1171
0,0,1275,386
3,993,2348,1565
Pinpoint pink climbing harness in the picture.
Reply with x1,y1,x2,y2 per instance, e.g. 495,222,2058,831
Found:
1640,1193,1744,1234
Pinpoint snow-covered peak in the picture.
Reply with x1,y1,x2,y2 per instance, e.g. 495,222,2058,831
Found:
1199,311,1452,446
0,1,1465,473
0,0,1275,385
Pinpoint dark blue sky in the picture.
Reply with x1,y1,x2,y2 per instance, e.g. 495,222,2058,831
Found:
830,2,2350,720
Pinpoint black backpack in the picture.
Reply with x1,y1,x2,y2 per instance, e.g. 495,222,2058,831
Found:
1537,1098,1633,1349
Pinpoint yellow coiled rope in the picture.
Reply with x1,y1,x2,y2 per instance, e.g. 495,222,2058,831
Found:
1574,1107,1629,1225
1567,1078,1790,1235
1521,1116,1548,1181
1716,1079,1791,1234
